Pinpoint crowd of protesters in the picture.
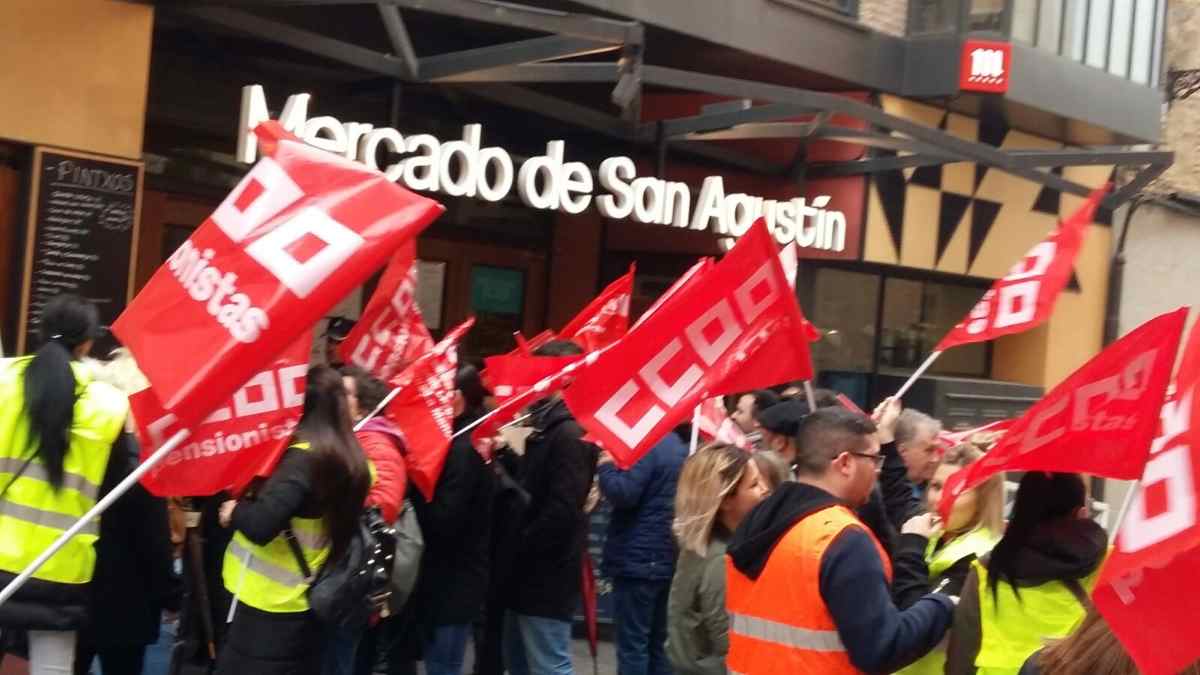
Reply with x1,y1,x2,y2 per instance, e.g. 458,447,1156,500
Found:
2,295,1199,675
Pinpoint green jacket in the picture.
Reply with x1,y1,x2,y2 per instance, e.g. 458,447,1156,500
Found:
666,536,729,675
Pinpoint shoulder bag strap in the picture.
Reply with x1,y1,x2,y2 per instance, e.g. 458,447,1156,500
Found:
0,454,38,502
1063,577,1094,612
283,527,315,583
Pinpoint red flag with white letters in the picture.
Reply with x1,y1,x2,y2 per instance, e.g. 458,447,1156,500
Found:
1093,318,1200,675
564,220,813,469
482,353,583,402
130,330,312,497
695,397,749,449
935,186,1106,352
560,264,635,353
385,318,474,500
113,121,443,427
339,242,434,382
937,308,1187,521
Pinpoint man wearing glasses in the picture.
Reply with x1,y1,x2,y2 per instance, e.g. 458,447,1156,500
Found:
724,407,955,674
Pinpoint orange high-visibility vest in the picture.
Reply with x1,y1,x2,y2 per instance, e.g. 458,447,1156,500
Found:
726,505,893,675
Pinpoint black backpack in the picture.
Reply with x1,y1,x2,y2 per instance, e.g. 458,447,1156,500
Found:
285,507,396,630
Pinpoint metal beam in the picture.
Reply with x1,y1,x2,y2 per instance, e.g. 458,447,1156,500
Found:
463,84,636,140
684,122,821,141
660,103,816,138
642,65,1101,201
1104,161,1172,209
1009,148,1174,168
169,6,409,78
432,62,619,83
419,35,619,81
388,0,644,45
806,153,955,177
378,4,420,79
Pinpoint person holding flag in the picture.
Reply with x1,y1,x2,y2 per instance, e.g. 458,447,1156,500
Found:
725,407,954,674
0,295,131,675
943,472,1106,675
215,366,371,675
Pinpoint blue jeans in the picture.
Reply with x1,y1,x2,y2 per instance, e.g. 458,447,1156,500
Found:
424,624,472,675
612,577,672,675
503,612,573,675
322,624,361,675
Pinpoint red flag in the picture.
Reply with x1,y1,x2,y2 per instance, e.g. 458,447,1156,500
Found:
560,265,635,352
131,330,312,497
509,329,556,357
339,242,434,381
483,353,583,402
385,318,474,500
937,308,1187,520
1093,319,1200,675
935,186,1106,352
695,396,749,449
113,121,443,426
936,418,1014,450
564,220,814,469
835,394,865,415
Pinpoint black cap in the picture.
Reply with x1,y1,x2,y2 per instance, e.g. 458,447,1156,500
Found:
757,399,813,437
324,317,357,342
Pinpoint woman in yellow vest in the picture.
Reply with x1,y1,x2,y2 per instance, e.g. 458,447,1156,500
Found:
944,472,1107,675
666,443,768,675
0,295,130,675
893,442,1005,675
214,365,370,675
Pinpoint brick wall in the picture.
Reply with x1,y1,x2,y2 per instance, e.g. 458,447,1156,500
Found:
858,0,908,37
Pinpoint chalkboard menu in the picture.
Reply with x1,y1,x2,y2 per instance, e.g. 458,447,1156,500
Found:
17,148,142,354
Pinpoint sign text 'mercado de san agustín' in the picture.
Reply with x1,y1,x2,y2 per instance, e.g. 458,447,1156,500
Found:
238,85,847,253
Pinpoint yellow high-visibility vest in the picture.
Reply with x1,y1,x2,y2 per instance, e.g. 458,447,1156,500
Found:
0,357,128,585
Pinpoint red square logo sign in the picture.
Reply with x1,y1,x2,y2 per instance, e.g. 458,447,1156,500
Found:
960,39,1011,94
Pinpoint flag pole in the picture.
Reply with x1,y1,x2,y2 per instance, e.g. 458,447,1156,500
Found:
0,428,193,607
689,405,701,454
893,351,943,400
354,385,404,432
803,380,818,410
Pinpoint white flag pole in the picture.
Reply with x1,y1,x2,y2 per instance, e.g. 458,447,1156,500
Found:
354,385,404,432
689,405,701,454
226,549,252,624
0,428,192,607
803,380,818,410
893,351,943,401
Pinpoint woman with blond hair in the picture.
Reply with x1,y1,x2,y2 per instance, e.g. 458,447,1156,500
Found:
665,443,767,675
894,442,1005,675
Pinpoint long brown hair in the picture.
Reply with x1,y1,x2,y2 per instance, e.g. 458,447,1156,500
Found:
1038,609,1200,674
673,443,751,556
297,366,370,563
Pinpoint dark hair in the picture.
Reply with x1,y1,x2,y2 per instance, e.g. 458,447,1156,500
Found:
794,407,877,476
987,472,1087,600
532,339,584,357
24,295,100,490
456,363,488,417
337,364,389,420
297,366,370,563
811,388,841,409
746,389,781,422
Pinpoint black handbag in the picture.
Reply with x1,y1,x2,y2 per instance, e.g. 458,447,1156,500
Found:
284,507,396,630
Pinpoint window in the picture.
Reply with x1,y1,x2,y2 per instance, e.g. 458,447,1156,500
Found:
465,265,525,358
879,278,989,377
808,268,880,373
771,0,858,18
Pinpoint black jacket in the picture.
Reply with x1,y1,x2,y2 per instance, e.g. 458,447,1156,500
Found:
217,447,324,675
728,482,955,674
504,399,599,620
598,433,687,581
0,434,132,631
944,518,1108,675
410,410,496,627
79,436,181,648
880,440,925,532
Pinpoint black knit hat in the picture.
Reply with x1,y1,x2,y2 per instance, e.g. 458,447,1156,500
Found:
756,399,813,437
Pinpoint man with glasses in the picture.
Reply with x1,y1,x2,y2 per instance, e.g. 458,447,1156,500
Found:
725,408,955,674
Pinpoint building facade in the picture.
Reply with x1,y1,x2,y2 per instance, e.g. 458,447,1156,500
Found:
0,0,1171,431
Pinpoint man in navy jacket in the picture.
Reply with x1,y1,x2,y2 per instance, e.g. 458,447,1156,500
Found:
597,431,689,675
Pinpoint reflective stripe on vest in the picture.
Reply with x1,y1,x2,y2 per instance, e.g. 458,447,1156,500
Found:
222,443,331,614
0,357,127,585
897,527,1000,675
726,504,893,675
730,612,845,652
974,558,1104,675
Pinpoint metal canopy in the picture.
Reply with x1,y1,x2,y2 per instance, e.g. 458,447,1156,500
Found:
154,0,1171,210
